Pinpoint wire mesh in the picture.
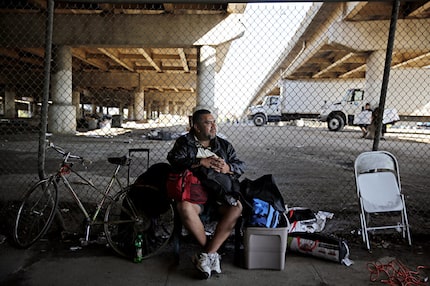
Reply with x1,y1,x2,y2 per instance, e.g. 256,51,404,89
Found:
0,1,429,239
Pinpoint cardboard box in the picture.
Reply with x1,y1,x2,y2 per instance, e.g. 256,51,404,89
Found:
244,227,288,270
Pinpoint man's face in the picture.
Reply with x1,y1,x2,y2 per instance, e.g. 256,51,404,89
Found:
195,113,216,140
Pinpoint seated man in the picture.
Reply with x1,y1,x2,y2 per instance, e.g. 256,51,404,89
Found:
167,108,245,279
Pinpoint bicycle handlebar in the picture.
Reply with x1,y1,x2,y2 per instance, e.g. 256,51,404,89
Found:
47,141,90,165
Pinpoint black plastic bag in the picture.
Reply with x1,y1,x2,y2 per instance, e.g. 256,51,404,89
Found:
129,162,172,216
240,174,286,212
194,166,241,206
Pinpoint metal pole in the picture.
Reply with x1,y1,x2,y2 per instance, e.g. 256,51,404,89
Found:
372,0,400,151
38,0,54,180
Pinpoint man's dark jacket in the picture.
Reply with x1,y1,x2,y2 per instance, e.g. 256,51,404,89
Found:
167,131,245,204
167,131,245,177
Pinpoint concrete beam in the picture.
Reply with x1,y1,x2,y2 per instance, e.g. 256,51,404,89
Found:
0,14,239,48
74,72,140,89
140,72,197,89
73,71,197,90
282,17,430,79
328,18,430,51
0,69,44,87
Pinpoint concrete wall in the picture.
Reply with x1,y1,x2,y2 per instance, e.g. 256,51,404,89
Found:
280,68,430,116
387,69,430,116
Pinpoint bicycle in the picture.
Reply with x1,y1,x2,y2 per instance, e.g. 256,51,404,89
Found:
13,141,175,260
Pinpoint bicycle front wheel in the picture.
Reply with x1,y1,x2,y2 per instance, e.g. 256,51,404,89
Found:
14,178,59,248
104,188,175,260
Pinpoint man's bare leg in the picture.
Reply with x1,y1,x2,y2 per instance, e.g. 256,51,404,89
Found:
205,201,242,254
176,201,207,247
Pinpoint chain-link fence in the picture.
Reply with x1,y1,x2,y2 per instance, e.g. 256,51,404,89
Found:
0,1,429,241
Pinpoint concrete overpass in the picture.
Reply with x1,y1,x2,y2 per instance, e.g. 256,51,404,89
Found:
0,1,246,133
249,1,430,112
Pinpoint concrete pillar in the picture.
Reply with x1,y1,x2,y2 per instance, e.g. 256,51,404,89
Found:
147,99,153,119
163,99,168,114
118,102,124,117
196,45,216,113
4,88,16,118
168,101,173,114
144,101,149,119
134,90,144,121
128,104,134,120
365,50,386,108
72,91,81,119
48,46,76,134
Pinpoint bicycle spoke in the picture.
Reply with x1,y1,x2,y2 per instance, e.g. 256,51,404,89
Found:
119,192,140,218
104,190,175,260
14,179,58,248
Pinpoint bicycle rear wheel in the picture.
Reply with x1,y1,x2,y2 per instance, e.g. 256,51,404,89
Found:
104,188,175,259
14,178,59,248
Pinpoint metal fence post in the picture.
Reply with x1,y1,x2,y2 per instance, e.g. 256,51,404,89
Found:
37,0,55,180
373,0,400,151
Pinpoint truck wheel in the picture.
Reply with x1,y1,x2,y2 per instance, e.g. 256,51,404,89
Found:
328,115,344,131
253,115,266,126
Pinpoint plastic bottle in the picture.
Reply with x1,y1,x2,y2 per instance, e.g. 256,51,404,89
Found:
133,234,143,263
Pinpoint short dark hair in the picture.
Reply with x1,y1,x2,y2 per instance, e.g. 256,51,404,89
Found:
192,109,211,126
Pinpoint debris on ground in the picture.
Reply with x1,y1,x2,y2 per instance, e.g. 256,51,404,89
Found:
367,258,429,285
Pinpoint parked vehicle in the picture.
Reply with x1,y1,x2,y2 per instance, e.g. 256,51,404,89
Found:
248,76,430,129
248,95,317,126
319,88,367,131
318,88,402,132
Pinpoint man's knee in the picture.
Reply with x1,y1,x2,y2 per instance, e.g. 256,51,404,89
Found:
231,202,243,220
176,201,202,217
221,200,243,220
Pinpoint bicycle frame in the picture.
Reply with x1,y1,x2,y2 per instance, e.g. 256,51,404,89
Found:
14,142,164,257
53,151,129,244
14,142,179,260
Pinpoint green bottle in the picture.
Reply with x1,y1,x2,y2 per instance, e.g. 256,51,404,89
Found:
133,234,143,263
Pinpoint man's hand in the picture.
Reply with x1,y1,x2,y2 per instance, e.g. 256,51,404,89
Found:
201,156,231,174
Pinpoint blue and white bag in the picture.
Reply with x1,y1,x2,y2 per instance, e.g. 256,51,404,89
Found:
248,198,280,228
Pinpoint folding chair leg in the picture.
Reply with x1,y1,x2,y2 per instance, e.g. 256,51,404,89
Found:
365,231,371,250
360,216,366,243
403,209,412,246
360,211,371,250
401,198,412,246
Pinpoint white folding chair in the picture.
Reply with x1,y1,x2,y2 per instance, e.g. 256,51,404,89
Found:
354,151,412,250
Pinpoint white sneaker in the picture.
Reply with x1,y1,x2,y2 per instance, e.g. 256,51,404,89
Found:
208,252,222,274
192,253,211,279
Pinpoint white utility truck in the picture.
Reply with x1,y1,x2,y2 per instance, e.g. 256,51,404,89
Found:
318,88,401,131
247,95,317,126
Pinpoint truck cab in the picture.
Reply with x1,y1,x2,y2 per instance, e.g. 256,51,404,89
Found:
248,95,281,126
319,88,364,131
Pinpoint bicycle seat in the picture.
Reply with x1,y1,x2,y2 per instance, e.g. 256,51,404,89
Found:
108,156,130,166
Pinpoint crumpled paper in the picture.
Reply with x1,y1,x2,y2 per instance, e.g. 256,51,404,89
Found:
286,206,334,233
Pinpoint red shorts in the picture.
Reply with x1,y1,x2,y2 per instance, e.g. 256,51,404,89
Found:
166,170,208,204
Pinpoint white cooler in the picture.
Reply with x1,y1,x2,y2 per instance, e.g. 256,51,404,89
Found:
244,227,288,270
